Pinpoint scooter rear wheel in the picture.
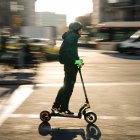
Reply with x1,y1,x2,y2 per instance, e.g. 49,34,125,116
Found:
84,112,97,124
40,111,51,122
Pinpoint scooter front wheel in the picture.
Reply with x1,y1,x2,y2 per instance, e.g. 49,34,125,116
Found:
40,111,51,122
84,112,97,124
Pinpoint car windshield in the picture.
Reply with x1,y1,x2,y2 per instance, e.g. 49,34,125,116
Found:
6,39,17,44
129,36,140,42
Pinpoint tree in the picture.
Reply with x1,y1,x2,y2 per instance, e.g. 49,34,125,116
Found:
75,13,92,32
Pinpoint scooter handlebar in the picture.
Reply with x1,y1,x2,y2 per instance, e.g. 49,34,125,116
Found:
78,63,84,69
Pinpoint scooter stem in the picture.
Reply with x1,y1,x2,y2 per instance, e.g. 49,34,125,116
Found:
78,68,89,104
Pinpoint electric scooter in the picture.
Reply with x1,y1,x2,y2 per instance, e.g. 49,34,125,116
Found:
40,67,97,124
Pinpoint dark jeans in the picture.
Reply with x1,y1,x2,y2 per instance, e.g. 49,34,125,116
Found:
53,68,78,111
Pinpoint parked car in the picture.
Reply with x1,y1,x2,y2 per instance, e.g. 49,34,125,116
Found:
28,37,56,45
0,37,45,68
116,30,140,54
0,36,59,68
78,33,99,49
27,38,58,52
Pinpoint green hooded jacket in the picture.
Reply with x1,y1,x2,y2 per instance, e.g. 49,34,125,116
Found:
59,30,80,65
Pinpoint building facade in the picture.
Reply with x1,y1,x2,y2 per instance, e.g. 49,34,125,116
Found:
35,12,67,36
0,0,36,33
92,0,107,25
92,0,140,26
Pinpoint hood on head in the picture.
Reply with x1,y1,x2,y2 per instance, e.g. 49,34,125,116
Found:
69,22,82,32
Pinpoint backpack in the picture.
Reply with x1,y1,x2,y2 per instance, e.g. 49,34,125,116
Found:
58,45,65,64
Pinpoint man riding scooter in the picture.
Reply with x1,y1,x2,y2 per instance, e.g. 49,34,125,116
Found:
51,22,84,115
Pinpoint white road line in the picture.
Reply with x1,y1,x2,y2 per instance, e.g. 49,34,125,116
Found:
36,82,140,87
126,116,140,121
9,114,140,121
0,82,139,127
0,85,34,126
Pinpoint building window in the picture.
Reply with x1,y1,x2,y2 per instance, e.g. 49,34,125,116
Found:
107,0,131,3
107,0,118,3
10,1,18,12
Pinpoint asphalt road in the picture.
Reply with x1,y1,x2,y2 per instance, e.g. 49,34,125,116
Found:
0,49,140,140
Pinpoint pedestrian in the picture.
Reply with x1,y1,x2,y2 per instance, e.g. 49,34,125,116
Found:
51,22,84,115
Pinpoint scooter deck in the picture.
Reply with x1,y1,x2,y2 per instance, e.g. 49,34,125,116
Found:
51,112,79,118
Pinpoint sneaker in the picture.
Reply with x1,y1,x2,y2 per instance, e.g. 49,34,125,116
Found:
51,108,60,114
60,109,74,115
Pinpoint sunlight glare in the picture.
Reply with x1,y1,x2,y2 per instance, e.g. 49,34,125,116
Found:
35,0,93,24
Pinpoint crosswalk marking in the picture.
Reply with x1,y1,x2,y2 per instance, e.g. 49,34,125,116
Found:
0,85,34,126
35,82,140,87
9,113,140,121
0,82,139,127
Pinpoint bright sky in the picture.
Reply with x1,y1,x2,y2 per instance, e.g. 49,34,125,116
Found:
35,0,93,24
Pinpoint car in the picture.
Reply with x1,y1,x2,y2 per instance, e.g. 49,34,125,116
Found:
28,37,56,46
116,30,140,54
27,38,59,61
0,37,46,67
27,38,58,53
78,33,99,49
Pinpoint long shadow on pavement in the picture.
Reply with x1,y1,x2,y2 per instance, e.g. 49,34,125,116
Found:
102,52,140,60
0,71,36,85
38,122,101,140
0,85,18,97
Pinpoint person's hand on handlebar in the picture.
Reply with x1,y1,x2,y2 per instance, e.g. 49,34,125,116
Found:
75,59,84,68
